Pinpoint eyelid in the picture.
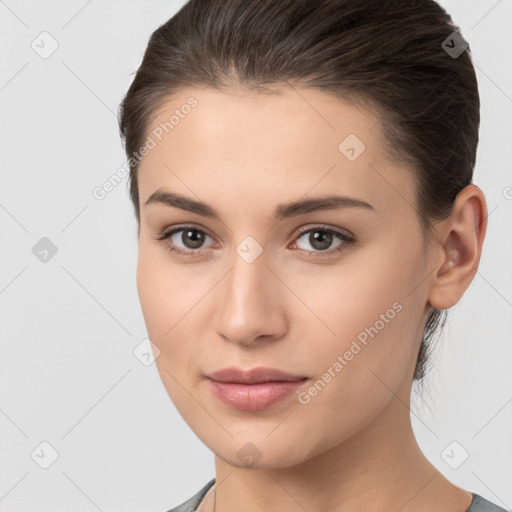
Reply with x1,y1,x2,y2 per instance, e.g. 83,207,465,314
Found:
155,223,217,242
290,223,354,241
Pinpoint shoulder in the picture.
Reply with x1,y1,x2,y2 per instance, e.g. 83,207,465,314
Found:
466,493,510,512
164,478,216,512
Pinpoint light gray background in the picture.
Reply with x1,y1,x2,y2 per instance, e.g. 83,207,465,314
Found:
1,1,511,511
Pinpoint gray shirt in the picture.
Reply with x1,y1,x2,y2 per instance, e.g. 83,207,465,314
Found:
165,479,509,512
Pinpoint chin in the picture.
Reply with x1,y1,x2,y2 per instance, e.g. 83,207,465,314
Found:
204,433,314,470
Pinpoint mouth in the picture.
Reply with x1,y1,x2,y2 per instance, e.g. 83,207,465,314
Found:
206,366,308,384
205,366,309,411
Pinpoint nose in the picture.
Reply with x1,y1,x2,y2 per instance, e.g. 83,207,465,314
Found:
213,247,288,347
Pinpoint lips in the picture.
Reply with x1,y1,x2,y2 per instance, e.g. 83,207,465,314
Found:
205,366,309,411
206,366,308,384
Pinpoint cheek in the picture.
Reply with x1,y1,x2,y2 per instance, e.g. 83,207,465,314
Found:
136,242,209,372
307,279,413,385
136,246,167,338
292,277,417,448
136,240,193,328
136,248,201,415
135,242,193,353
296,240,424,396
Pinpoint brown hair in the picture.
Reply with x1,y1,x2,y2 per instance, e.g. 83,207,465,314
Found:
118,0,480,381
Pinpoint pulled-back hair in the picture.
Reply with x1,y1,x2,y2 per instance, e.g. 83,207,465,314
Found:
118,0,480,381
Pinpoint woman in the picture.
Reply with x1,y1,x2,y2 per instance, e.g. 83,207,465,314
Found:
118,0,508,510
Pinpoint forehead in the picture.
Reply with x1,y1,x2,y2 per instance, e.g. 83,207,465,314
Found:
137,86,417,220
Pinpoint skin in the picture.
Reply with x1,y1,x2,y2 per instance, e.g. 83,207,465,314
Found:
135,86,487,512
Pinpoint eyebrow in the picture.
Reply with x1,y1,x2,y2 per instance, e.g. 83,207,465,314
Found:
144,189,375,222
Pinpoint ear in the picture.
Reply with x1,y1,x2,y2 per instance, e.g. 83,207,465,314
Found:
427,184,488,310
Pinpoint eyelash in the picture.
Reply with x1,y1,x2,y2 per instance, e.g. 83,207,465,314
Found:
155,224,355,259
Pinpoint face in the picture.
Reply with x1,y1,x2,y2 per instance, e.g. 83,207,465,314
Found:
136,86,432,468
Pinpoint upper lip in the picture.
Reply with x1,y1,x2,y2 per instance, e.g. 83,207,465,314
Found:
206,366,308,384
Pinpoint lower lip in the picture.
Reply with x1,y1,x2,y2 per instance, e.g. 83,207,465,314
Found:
207,378,308,411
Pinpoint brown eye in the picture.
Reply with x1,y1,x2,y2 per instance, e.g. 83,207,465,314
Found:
304,230,334,251
155,226,215,257
177,228,207,249
292,226,355,257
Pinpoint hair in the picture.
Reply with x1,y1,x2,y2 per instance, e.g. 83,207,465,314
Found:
118,0,480,381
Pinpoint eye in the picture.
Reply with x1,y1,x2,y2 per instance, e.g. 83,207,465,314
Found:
154,224,355,259
155,226,215,257
291,225,355,257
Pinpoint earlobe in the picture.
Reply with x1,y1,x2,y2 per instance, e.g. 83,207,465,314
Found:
427,184,487,310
